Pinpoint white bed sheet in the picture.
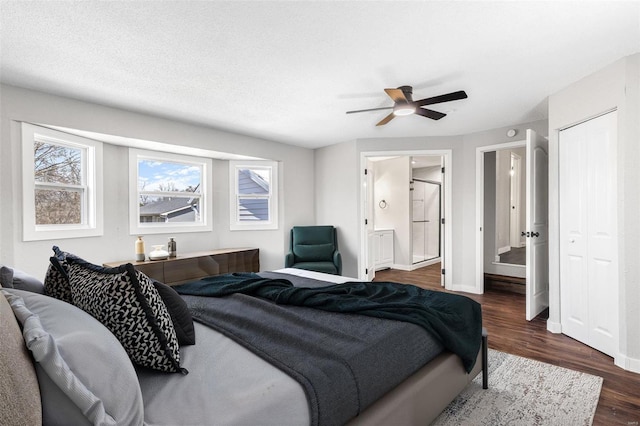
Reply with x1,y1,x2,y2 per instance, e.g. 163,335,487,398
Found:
137,322,309,426
271,268,356,284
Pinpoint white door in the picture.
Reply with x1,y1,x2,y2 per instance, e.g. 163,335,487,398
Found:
365,163,375,281
559,111,618,357
440,158,445,286
509,153,522,248
525,129,549,321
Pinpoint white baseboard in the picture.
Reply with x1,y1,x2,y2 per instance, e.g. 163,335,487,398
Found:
391,263,411,271
498,245,511,255
546,320,562,333
449,283,482,294
409,258,441,270
615,353,640,374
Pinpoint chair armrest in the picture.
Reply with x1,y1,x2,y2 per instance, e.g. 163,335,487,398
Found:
285,252,295,268
333,251,342,276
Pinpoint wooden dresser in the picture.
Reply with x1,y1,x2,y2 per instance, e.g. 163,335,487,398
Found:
104,248,259,286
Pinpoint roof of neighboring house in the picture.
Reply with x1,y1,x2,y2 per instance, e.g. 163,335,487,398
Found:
139,197,196,216
237,169,269,221
238,169,269,194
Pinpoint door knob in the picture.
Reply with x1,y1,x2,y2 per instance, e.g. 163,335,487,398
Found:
531,232,540,238
521,231,528,237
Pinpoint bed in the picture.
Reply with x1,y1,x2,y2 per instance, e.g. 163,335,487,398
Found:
0,250,487,426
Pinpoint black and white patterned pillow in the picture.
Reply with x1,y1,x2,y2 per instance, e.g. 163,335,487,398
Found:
65,258,185,374
43,246,73,304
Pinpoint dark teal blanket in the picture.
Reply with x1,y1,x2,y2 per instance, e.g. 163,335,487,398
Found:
175,272,482,373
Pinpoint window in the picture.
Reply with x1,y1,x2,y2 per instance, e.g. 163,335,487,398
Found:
21,123,103,241
229,160,278,230
129,149,212,235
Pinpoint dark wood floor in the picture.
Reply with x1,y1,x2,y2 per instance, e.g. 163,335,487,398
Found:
373,264,640,425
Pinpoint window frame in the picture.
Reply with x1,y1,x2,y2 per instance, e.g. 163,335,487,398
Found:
129,149,213,235
229,160,279,231
21,123,103,241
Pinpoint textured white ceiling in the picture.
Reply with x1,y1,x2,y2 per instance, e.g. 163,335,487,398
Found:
1,1,639,149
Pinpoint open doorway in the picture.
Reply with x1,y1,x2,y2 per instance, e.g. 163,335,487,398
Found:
475,130,549,320
484,146,527,277
359,150,452,289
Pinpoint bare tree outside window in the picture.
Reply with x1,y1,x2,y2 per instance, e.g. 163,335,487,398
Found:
33,141,83,225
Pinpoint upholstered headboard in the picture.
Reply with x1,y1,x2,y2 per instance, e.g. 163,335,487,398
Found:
0,286,42,425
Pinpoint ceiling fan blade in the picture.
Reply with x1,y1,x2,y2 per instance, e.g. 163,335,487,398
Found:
415,108,446,120
346,106,394,114
384,88,408,103
376,112,396,126
415,90,468,107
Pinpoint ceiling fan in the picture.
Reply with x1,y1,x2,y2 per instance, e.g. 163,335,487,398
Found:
346,86,468,126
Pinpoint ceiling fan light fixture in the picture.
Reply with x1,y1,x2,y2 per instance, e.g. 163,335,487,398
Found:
393,103,415,116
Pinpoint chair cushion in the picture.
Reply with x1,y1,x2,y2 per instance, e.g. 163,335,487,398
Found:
293,243,335,262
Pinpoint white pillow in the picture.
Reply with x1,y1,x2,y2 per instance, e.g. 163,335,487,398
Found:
2,289,144,426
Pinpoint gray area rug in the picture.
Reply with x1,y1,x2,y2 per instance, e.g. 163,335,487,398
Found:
432,349,603,425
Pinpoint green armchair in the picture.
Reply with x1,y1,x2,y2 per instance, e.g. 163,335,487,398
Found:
285,226,342,275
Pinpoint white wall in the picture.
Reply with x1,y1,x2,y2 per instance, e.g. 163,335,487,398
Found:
314,140,359,277
483,151,498,270
494,146,527,254
0,84,315,280
373,157,411,268
547,53,640,372
315,120,548,291
412,165,442,182
495,149,511,253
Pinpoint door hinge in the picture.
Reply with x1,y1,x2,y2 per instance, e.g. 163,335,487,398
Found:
364,168,368,175
365,268,368,274
441,218,445,225
441,268,446,275
365,219,368,225
441,167,445,173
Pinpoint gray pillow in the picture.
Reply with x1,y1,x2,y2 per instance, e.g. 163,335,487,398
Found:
2,289,144,426
0,266,13,288
0,265,44,293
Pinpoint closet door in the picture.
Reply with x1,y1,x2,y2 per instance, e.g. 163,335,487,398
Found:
559,111,618,357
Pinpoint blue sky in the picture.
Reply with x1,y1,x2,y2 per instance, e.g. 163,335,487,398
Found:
138,159,201,192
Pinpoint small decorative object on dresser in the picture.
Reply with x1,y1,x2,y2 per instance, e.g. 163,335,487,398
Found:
135,236,145,261
149,245,169,261
168,238,177,258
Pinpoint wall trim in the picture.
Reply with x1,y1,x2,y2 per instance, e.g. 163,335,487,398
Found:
614,353,640,374
497,245,511,255
546,320,562,333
